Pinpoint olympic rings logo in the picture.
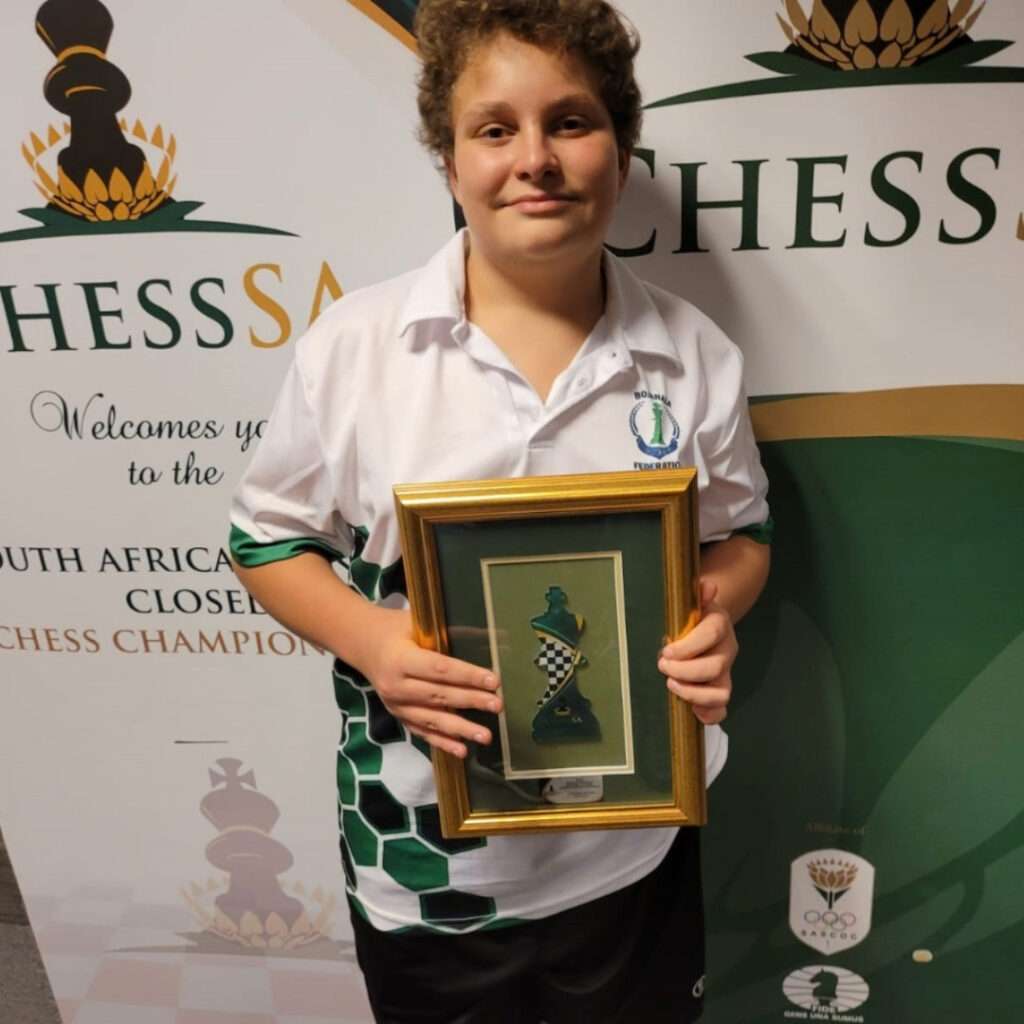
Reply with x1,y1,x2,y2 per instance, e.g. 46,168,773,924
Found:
803,910,857,927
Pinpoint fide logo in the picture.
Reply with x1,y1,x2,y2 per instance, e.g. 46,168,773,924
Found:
783,965,870,1016
790,849,875,956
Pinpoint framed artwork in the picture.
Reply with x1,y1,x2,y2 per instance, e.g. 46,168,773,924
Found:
394,469,705,837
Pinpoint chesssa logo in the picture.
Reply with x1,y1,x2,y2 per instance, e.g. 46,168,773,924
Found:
1,0,351,355
2,0,291,243
789,849,875,956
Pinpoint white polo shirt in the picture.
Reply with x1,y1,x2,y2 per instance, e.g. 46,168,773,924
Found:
230,229,770,933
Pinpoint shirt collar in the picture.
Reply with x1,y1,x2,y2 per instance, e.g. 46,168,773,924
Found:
602,249,682,366
398,228,682,368
397,229,469,338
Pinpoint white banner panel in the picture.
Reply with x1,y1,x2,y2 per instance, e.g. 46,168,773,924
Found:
1,2,1022,1021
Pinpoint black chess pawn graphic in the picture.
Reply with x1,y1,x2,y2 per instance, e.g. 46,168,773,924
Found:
35,0,160,219
200,758,306,945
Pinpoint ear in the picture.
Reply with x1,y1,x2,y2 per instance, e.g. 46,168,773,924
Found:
445,152,461,202
617,148,631,193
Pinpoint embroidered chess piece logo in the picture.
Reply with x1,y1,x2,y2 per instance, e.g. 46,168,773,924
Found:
630,397,680,460
530,586,601,744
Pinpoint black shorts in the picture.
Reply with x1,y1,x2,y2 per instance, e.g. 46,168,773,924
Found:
349,828,705,1024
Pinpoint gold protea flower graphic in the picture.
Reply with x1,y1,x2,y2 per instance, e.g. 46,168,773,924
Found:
182,876,336,951
778,0,985,71
21,117,176,223
808,858,859,907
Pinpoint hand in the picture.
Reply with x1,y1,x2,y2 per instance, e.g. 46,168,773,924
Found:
658,580,736,726
363,609,503,759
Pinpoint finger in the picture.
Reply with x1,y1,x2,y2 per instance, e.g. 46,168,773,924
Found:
389,677,502,715
400,649,500,691
406,723,469,760
397,706,494,747
659,652,733,684
692,705,727,726
665,678,731,708
700,578,719,608
662,614,733,660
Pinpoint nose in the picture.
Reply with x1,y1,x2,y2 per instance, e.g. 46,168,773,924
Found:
513,126,559,182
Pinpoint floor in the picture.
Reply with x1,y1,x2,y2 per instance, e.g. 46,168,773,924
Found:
1,827,375,1024
0,825,62,1023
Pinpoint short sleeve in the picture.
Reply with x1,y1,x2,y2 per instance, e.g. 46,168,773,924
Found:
697,337,771,544
229,359,354,567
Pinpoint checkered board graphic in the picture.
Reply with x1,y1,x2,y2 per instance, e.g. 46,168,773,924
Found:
534,638,578,705
26,884,373,1024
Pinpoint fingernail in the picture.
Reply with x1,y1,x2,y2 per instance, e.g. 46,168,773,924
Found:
475,732,488,744
488,700,501,713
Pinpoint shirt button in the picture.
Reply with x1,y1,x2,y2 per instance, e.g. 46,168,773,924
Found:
577,377,589,389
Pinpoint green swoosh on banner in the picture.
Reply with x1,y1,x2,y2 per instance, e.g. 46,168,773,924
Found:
648,44,1024,109
0,202,295,244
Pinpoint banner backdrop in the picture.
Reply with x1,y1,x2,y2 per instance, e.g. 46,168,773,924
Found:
1,2,1021,1022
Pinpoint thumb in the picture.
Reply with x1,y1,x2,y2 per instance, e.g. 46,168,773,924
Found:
699,578,719,609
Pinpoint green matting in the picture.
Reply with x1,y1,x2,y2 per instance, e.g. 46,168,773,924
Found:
485,554,629,776
434,511,675,812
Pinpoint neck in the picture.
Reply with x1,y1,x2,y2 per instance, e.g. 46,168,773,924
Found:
463,239,605,332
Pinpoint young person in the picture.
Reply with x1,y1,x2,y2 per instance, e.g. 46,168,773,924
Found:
231,2,771,1020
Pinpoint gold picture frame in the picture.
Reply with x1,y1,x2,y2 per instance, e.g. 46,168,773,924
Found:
394,468,704,837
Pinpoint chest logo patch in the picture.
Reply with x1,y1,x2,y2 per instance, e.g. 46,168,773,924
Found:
630,398,680,460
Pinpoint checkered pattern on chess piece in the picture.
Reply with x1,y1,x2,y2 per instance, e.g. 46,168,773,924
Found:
530,586,601,744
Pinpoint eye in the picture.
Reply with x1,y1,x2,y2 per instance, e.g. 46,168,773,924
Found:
556,115,590,134
477,123,512,141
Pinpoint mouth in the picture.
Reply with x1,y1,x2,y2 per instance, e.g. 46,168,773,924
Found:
504,193,578,213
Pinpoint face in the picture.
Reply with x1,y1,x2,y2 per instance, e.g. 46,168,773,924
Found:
445,33,629,272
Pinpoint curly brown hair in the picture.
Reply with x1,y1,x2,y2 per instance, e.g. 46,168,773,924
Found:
414,0,642,161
